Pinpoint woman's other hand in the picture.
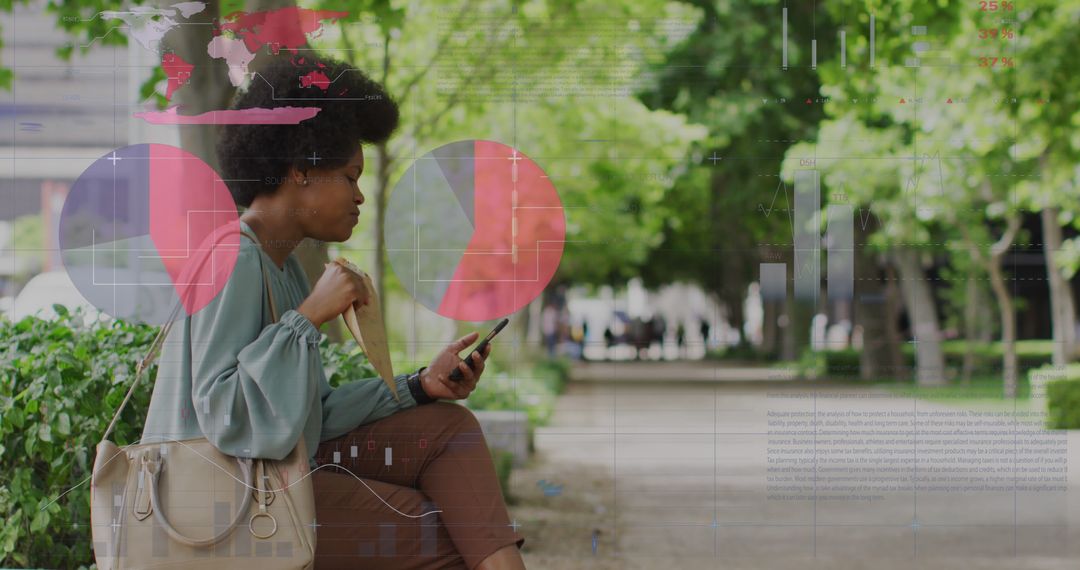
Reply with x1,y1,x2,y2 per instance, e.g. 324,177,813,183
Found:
297,262,370,328
420,332,492,400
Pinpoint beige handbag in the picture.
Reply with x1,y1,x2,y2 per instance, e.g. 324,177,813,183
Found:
90,230,317,569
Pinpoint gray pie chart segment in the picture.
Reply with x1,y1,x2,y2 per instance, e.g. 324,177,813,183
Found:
60,144,152,251
385,155,474,312
431,140,476,229
60,233,178,324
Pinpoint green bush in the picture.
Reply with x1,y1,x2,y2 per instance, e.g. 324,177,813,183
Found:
466,357,570,427
1042,365,1080,429
822,349,862,378
491,450,516,504
1046,380,1080,429
532,357,571,395
813,341,1054,381
319,337,378,388
0,306,156,569
0,307,374,569
899,340,1053,376
705,343,771,362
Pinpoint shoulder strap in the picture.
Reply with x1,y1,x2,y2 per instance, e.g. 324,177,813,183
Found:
241,230,280,324
101,227,280,442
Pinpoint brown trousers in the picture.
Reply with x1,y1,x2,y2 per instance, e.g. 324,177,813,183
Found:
311,402,524,569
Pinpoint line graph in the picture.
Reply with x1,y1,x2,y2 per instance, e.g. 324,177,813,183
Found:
45,436,442,520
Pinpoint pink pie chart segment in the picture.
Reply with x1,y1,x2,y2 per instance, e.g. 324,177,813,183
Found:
437,140,565,321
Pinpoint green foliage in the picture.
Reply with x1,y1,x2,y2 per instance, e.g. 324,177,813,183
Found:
0,0,33,89
0,306,155,568
706,344,773,363
899,340,1053,375
45,0,134,61
822,349,862,379
467,357,570,427
319,336,378,389
491,450,516,504
1044,367,1080,429
532,357,570,395
640,0,832,315
880,373,1032,403
9,214,45,285
794,348,825,380
816,341,1055,383
138,65,168,111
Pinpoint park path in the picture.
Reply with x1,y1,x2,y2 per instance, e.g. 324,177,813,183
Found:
510,360,1080,570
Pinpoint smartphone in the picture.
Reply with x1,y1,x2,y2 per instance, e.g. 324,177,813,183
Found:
449,318,509,381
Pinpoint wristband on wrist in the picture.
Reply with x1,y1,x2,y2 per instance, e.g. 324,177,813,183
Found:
407,367,436,405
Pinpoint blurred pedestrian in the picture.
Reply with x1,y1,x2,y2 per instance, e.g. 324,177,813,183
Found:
542,304,557,357
699,317,711,353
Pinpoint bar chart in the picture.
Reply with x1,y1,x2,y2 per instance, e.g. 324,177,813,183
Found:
759,169,854,309
781,7,876,70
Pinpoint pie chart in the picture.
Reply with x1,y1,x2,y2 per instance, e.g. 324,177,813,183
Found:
59,144,241,325
385,140,565,321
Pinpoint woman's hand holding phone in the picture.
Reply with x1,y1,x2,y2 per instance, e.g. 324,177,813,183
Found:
420,332,491,400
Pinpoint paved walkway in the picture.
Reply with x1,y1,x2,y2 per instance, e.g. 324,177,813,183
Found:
512,361,1080,569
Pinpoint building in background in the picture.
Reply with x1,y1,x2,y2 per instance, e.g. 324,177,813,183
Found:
1,0,172,301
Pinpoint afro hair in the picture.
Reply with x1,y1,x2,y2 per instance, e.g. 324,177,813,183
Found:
216,55,400,208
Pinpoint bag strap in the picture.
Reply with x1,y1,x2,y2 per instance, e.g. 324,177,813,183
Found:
143,451,256,547
101,228,279,442
239,228,280,324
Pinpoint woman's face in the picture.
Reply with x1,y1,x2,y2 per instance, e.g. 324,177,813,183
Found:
295,146,366,243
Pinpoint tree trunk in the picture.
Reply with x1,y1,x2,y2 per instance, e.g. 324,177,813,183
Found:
780,282,797,361
374,138,391,320
780,297,816,365
854,224,891,379
882,262,906,377
761,296,778,356
987,215,1022,398
961,269,980,385
160,0,233,169
892,248,946,386
988,253,1018,398
373,34,394,322
972,291,995,343
1042,207,1078,366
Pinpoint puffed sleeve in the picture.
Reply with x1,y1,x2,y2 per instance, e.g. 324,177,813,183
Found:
319,372,418,442
189,247,322,460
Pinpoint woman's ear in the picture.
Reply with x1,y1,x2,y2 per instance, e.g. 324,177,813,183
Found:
288,164,309,187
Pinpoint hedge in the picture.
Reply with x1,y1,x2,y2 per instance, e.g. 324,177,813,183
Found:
819,340,1055,380
1041,364,1080,429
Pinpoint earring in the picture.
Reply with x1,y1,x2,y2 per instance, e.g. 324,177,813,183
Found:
302,179,309,186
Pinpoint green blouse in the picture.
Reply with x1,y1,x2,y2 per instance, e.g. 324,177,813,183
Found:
140,220,417,465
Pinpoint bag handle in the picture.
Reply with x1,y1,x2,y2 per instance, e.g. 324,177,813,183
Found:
101,228,278,442
143,452,256,547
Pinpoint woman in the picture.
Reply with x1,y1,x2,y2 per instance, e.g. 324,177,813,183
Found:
140,55,526,570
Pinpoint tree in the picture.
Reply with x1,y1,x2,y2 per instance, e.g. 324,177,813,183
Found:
639,0,832,354
991,0,1080,366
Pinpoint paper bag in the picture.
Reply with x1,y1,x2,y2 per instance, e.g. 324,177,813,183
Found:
332,257,397,400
